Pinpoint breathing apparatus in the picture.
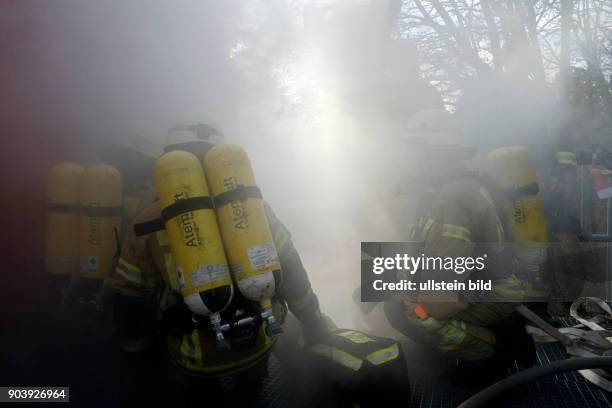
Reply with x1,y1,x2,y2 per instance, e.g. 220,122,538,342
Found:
140,120,283,350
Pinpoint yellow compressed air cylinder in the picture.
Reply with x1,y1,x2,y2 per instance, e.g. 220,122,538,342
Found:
79,164,123,280
485,146,550,299
203,144,279,312
154,150,233,317
485,146,549,244
46,162,84,275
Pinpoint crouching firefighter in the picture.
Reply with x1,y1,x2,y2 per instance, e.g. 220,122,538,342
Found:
383,109,536,385
112,121,329,405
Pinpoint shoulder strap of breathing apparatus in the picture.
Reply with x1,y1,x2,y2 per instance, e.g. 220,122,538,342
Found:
132,186,262,237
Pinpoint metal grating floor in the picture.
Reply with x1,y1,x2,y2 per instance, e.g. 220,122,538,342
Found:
405,342,612,408
252,317,612,408
3,313,611,407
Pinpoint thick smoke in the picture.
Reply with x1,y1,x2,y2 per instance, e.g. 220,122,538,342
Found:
4,0,610,329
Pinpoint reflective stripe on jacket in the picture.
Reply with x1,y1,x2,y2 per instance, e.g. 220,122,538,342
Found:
113,198,318,376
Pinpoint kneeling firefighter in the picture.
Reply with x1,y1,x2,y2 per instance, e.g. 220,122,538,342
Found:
112,121,329,405
383,109,536,385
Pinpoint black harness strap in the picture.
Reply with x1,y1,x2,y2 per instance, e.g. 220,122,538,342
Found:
161,196,214,222
80,205,124,217
501,182,540,200
133,218,165,236
133,186,263,237
47,203,80,214
133,196,214,237
213,185,262,207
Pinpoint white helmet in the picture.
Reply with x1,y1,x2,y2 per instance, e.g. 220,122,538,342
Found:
401,109,475,157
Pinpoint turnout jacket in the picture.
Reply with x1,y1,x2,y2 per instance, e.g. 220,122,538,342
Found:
113,199,323,376
392,174,522,360
410,176,509,312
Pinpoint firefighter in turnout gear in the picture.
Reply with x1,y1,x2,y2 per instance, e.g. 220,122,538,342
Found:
65,133,159,314
112,120,328,405
383,109,535,385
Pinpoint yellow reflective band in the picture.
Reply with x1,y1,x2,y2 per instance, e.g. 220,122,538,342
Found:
419,316,442,331
118,258,141,274
439,320,467,352
366,344,400,365
491,275,525,299
337,330,376,344
310,344,363,371
479,186,495,207
556,151,577,166
441,224,472,242
423,218,435,235
115,258,143,284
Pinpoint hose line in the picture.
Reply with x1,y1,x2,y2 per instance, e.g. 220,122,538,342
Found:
458,357,612,408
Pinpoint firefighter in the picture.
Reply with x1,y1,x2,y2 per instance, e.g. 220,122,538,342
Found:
112,120,329,405
63,133,160,313
383,109,535,385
